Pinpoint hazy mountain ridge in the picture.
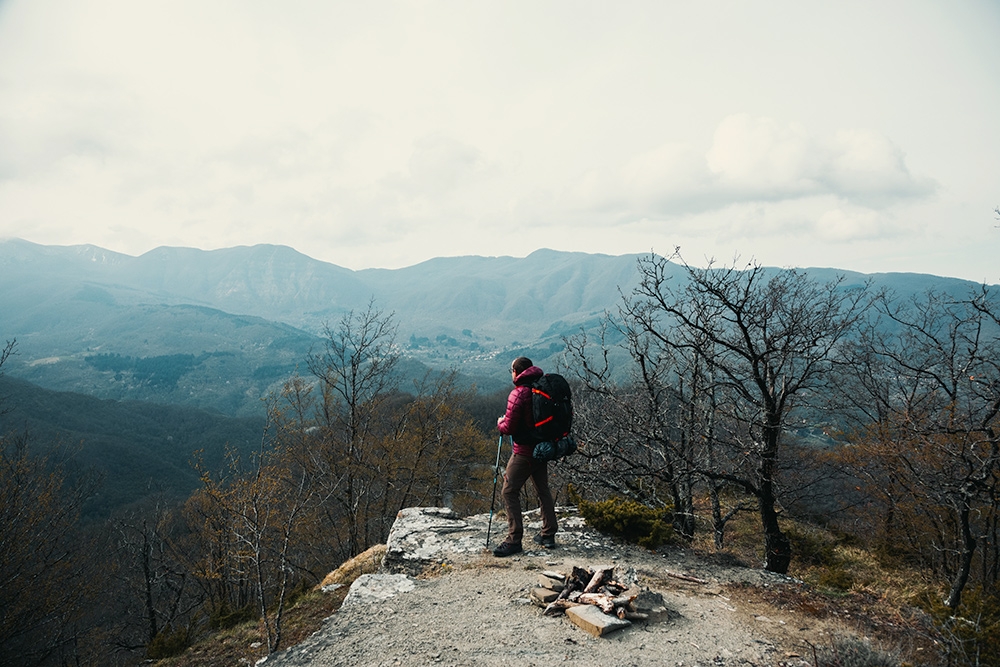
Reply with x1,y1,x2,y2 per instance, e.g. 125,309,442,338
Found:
1,238,993,415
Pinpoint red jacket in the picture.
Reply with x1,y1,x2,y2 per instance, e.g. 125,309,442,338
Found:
497,365,544,456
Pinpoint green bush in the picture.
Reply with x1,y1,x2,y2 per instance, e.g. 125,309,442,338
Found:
571,489,673,549
813,633,900,667
915,586,1000,667
817,566,855,592
147,625,190,659
786,525,855,591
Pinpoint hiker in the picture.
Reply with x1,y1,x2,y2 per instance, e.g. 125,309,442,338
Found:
493,356,558,557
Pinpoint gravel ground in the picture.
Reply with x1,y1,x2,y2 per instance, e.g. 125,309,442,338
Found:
265,510,843,667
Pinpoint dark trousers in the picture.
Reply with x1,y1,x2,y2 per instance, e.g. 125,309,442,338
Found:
502,453,558,544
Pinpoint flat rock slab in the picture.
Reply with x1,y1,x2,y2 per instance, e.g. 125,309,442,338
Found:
566,604,632,637
341,574,416,607
382,507,487,575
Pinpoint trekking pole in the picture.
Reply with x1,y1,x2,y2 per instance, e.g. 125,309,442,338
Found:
485,435,504,549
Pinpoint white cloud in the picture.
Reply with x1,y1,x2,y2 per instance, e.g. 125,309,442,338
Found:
702,114,934,206
0,0,996,281
824,129,932,202
815,206,893,242
568,114,934,231
706,114,821,197
405,134,485,194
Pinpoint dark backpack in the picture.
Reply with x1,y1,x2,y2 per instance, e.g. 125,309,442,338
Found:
529,373,577,461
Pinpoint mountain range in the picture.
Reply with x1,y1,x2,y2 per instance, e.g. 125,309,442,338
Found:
1,238,993,416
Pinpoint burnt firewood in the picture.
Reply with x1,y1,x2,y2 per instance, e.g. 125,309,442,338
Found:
541,599,584,615
583,567,612,593
577,593,616,614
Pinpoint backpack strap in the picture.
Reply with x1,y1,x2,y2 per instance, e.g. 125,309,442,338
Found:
531,386,555,429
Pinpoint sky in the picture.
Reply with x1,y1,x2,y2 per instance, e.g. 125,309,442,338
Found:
0,1,998,282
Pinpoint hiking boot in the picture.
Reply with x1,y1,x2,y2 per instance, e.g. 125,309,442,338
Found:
532,533,557,549
492,540,522,557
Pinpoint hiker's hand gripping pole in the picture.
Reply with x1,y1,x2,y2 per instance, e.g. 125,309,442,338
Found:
485,435,504,549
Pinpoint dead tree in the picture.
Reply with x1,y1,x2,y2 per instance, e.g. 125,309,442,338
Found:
627,252,872,573
838,285,1000,610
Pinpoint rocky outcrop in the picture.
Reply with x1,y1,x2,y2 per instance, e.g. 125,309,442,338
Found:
381,507,487,575
267,506,831,667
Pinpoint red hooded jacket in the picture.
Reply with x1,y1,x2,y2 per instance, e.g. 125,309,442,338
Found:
497,365,544,457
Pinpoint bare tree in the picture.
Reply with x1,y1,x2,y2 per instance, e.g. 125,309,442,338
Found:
564,310,697,540
0,432,97,666
626,252,872,573
196,417,317,654
106,503,200,656
1,338,15,416
838,286,1000,609
305,299,400,558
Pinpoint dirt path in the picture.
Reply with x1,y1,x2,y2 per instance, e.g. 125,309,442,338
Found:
265,510,840,667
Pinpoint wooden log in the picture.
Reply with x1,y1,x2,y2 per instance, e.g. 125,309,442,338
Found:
577,592,616,614
623,611,650,621
664,570,709,585
610,593,638,608
543,570,583,615
541,599,584,615
583,567,612,593
571,566,593,587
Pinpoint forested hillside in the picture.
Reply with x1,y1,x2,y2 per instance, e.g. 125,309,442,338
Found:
0,375,264,519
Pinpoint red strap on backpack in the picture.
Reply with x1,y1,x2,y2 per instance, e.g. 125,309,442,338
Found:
532,388,554,427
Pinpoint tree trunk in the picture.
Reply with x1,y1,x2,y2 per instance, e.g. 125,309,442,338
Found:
670,477,695,542
711,484,726,550
945,500,977,610
759,424,790,574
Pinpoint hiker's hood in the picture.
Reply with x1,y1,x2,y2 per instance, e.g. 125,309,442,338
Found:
514,365,544,386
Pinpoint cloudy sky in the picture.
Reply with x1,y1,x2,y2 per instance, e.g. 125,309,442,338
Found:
1,1,998,281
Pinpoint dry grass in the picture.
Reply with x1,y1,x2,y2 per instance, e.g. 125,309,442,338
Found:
683,502,943,663
319,544,387,588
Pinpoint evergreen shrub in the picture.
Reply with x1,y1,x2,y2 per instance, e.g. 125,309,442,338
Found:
915,586,1000,666
147,625,190,659
570,486,673,549
812,633,899,667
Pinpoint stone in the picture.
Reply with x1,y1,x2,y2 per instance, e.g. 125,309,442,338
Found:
566,604,631,637
382,507,483,575
530,587,560,604
628,588,669,617
342,574,416,607
537,573,565,590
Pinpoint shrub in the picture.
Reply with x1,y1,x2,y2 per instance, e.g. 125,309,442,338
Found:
319,543,387,588
914,586,1000,667
570,488,673,549
812,633,900,667
785,524,856,591
147,625,190,659
817,566,855,592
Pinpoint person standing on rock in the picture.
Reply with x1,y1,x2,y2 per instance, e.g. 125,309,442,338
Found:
493,356,558,557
